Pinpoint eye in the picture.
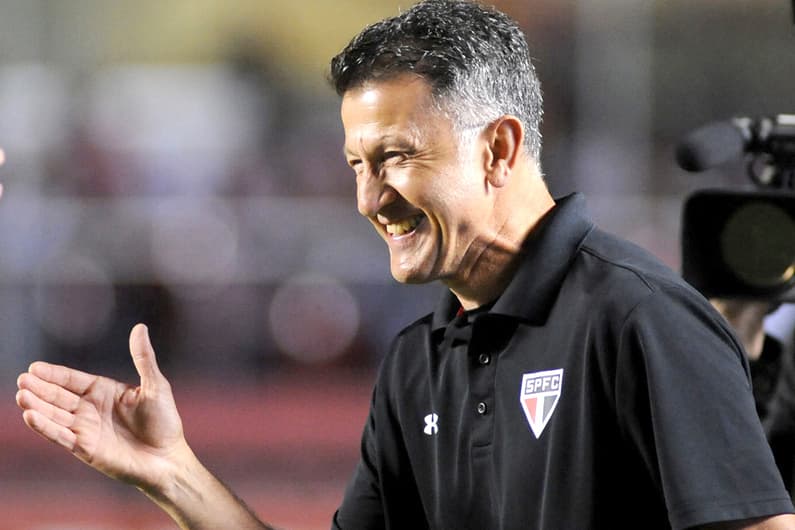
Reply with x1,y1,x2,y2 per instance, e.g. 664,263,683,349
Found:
347,159,362,171
382,151,405,164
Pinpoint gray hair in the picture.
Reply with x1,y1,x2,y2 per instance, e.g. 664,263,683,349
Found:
329,0,544,161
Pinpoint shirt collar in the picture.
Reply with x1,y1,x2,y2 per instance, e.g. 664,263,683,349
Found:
431,193,595,332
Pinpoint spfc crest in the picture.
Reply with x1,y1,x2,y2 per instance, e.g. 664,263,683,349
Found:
520,369,563,439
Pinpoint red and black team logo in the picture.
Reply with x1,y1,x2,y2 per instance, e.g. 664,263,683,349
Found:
519,369,564,439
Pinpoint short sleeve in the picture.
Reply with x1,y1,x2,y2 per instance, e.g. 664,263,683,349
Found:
615,287,793,529
332,388,386,530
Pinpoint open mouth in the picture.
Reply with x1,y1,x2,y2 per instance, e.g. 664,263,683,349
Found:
385,214,424,237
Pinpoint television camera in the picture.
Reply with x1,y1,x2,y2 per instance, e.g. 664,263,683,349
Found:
677,114,795,302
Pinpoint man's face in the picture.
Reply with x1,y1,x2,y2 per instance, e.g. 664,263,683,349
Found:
341,75,493,285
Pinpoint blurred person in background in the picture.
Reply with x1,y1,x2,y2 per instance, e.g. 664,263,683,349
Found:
14,1,795,529
711,298,795,497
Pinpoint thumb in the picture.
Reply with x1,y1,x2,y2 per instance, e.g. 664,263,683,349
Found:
129,323,164,392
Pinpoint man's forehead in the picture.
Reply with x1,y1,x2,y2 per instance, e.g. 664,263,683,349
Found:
341,76,435,118
340,81,438,151
344,74,432,99
350,84,384,106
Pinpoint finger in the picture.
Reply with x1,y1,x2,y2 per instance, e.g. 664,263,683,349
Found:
16,388,76,429
27,361,97,396
21,408,77,452
17,372,81,413
129,324,164,393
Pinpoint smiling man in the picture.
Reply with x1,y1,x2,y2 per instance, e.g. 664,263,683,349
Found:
14,1,795,529
327,2,795,528
341,74,554,309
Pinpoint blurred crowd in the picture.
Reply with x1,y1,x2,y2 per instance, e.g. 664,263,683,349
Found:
0,35,446,382
0,0,793,386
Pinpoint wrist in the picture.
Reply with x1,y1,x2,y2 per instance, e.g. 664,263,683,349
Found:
140,443,271,530
139,441,205,508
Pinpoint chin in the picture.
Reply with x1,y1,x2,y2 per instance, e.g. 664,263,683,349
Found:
389,264,435,285
390,271,426,284
388,248,440,285
392,275,432,285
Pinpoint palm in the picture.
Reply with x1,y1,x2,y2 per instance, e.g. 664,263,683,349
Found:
16,324,186,490
75,376,183,485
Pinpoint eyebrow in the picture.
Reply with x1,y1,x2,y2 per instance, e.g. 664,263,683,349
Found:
342,134,418,158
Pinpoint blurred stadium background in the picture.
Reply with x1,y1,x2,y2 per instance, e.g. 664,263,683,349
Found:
0,1,794,528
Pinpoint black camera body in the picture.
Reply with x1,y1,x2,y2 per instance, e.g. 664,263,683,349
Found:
679,115,795,302
681,189,795,301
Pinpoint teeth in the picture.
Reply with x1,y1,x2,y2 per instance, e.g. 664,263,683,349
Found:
386,215,422,236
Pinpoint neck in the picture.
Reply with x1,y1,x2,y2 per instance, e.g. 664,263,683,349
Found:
447,250,523,311
449,179,555,311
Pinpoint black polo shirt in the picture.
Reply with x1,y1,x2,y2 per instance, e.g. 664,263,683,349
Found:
333,193,794,529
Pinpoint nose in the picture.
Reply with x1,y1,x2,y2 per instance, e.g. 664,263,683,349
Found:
356,167,395,218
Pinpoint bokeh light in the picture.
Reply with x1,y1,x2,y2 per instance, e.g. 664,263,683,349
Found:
269,274,360,364
33,254,116,346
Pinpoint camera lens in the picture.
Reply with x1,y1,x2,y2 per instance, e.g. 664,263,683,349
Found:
720,202,795,288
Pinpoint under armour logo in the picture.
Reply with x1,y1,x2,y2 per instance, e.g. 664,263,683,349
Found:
423,413,439,435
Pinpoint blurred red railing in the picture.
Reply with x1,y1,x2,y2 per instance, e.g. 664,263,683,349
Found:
0,374,373,530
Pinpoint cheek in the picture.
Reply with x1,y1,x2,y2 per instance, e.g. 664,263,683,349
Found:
399,163,483,221
428,179,481,223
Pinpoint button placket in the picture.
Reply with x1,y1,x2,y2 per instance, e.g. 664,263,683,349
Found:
468,318,497,452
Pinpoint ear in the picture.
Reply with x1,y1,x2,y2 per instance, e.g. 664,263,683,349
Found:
484,115,524,188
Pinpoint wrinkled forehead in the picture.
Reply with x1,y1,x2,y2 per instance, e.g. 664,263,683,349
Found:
341,76,436,121
340,76,447,149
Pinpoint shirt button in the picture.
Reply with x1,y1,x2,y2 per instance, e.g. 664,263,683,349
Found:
478,353,491,365
477,402,488,415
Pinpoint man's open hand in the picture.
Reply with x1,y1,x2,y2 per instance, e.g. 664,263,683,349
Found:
16,324,190,493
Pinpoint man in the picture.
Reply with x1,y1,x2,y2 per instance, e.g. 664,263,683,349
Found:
14,1,795,528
